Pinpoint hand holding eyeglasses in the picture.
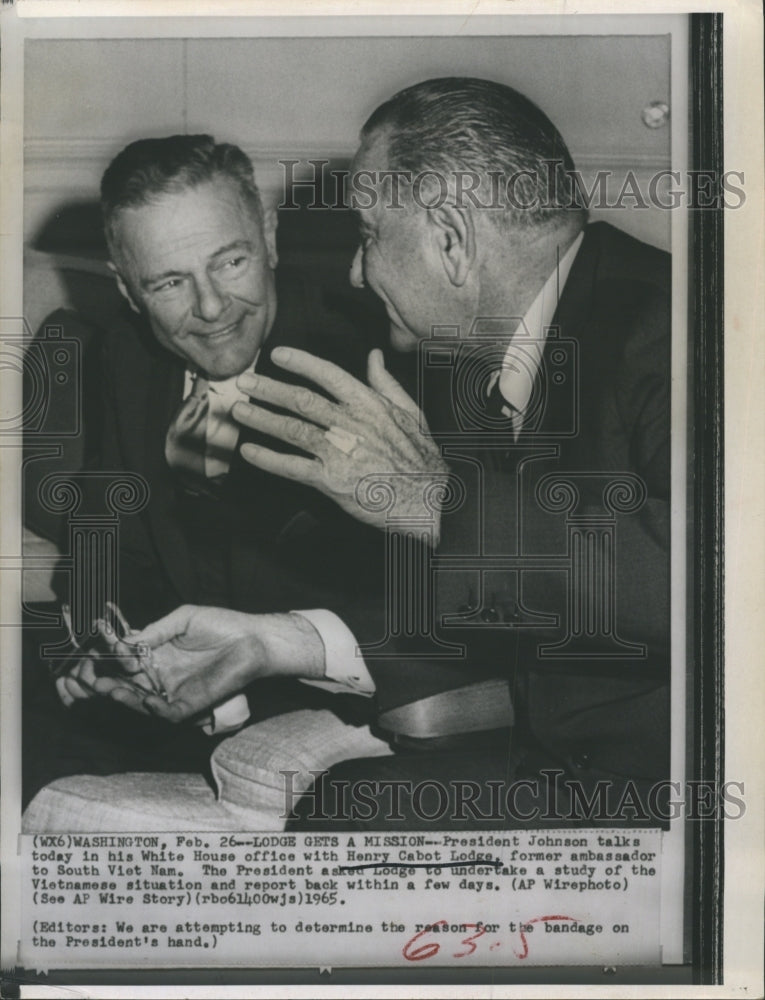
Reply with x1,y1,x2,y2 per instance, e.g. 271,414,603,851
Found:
95,605,325,723
53,601,166,709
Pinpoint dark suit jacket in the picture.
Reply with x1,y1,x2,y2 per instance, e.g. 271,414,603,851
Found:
22,270,390,801
52,269,388,630
342,222,671,782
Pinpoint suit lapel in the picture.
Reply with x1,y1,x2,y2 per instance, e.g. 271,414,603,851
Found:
438,227,604,639
549,224,600,342
521,224,601,440
222,281,310,511
140,355,198,600
223,278,329,598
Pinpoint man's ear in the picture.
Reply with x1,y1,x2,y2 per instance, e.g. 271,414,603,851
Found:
261,204,279,269
107,261,140,314
428,203,475,287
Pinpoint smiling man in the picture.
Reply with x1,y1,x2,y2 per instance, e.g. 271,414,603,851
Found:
103,143,278,381
23,135,395,821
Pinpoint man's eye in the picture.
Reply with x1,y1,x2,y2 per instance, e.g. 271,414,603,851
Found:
153,278,183,293
219,256,248,271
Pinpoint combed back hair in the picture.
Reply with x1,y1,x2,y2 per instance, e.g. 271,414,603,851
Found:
362,77,588,229
101,134,263,258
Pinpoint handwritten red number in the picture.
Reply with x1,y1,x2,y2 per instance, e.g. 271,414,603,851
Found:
453,924,487,958
402,921,446,961
403,914,579,963
514,915,575,960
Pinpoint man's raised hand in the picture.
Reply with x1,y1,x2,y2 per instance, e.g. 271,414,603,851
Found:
233,347,448,537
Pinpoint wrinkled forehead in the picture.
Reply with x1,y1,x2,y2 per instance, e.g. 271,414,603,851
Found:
109,175,263,260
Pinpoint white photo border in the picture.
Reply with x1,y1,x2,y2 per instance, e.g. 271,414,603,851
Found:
0,2,762,997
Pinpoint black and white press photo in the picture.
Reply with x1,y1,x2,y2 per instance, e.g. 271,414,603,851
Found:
0,3,762,994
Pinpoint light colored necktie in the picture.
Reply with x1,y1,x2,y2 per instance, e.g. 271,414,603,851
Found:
486,368,523,424
486,341,543,438
165,375,209,479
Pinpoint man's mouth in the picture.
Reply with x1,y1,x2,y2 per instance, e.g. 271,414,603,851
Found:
196,320,241,341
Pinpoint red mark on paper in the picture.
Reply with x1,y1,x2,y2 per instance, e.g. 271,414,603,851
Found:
513,915,577,960
402,916,577,962
403,921,488,962
402,921,447,961
452,923,488,958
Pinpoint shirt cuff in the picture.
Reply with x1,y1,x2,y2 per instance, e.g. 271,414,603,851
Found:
293,609,375,697
201,694,251,736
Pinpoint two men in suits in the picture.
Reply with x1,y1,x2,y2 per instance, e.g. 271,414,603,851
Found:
30,77,671,831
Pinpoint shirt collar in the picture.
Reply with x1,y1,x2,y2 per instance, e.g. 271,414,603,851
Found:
183,349,261,405
496,230,584,419
514,229,585,346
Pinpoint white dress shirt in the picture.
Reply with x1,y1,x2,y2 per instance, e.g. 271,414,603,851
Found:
182,367,252,478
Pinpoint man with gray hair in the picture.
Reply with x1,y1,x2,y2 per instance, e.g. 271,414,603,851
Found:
24,133,397,824
30,78,671,830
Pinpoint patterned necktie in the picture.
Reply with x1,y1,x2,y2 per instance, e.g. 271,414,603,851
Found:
165,375,210,479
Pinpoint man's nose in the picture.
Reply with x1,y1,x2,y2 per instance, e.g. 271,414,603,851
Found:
350,245,365,289
192,274,228,323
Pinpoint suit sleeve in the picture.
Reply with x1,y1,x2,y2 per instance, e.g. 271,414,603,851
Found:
50,314,180,625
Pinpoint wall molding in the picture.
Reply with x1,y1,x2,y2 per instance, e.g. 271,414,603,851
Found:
24,136,673,194
23,136,672,253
